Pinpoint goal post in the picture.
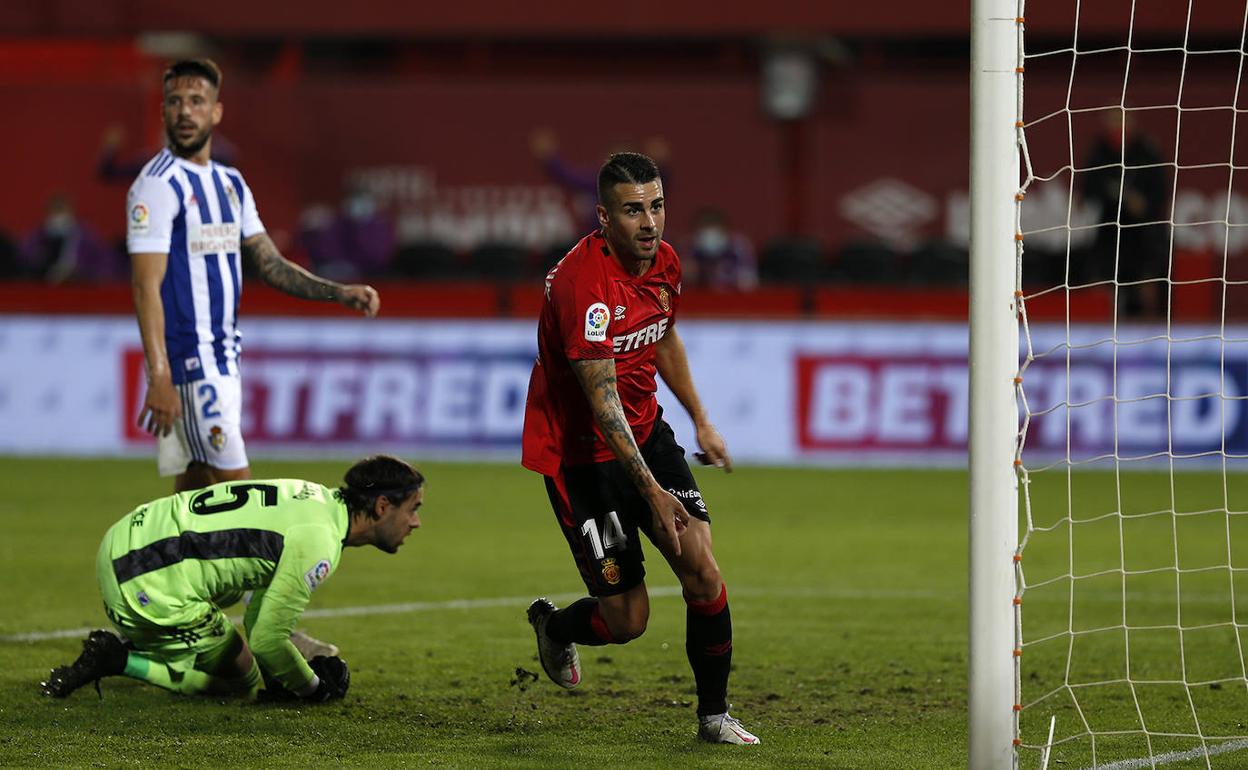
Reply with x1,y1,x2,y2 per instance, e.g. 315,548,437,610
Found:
978,1,1248,767
968,1,1023,768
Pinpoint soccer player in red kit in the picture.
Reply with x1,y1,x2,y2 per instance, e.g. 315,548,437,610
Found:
522,152,758,745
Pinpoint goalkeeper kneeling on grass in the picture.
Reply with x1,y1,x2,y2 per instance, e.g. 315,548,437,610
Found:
40,455,424,703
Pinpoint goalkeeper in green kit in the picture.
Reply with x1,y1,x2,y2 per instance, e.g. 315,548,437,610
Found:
41,455,424,702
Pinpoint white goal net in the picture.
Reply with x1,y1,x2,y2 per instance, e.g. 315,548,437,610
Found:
1012,1,1248,768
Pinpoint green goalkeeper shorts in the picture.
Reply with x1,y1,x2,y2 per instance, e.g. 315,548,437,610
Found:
95,519,239,672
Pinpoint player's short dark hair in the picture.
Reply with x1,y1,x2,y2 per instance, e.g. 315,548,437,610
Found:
597,152,661,207
336,455,424,519
163,59,222,92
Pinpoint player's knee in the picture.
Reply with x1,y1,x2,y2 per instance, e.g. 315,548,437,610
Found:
176,463,216,491
600,604,649,642
683,565,723,603
606,615,648,642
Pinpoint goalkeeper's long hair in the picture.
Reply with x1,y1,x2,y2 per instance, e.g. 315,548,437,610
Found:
335,455,424,520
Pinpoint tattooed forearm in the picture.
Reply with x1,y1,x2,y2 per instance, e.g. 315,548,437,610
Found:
572,358,658,494
242,234,342,301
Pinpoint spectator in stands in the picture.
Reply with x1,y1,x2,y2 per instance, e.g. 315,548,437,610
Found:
1081,110,1170,318
685,208,758,291
298,185,395,281
20,195,122,283
0,228,22,279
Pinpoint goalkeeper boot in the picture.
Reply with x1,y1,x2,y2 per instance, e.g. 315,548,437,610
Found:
526,598,581,689
41,630,128,698
290,630,339,661
698,710,761,745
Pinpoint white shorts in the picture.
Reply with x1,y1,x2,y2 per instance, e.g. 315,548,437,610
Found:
157,374,249,477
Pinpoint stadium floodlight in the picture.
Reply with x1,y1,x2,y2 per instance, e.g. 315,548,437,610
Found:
974,1,1248,768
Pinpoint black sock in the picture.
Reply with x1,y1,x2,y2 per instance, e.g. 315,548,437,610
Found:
686,584,732,717
546,597,614,646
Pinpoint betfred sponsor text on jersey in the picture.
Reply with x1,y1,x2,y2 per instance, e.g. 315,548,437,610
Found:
614,318,669,354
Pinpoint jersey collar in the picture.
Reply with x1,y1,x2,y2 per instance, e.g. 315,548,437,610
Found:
595,232,659,282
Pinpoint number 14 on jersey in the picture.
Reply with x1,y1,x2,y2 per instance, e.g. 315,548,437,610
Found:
581,511,627,560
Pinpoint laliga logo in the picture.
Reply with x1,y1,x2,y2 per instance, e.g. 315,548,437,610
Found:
584,302,610,342
130,203,149,224
304,559,332,592
588,306,608,329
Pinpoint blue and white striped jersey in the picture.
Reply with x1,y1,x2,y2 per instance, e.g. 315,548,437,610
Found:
126,149,265,384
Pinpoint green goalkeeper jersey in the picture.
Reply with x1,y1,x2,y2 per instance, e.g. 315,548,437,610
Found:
100,478,349,691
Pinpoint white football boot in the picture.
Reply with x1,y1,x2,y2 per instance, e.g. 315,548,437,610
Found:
527,598,582,689
698,710,761,745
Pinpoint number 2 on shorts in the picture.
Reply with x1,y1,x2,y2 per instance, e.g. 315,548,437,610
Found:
581,511,627,559
198,383,221,418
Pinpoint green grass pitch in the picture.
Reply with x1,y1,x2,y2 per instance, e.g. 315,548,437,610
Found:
2,457,1243,768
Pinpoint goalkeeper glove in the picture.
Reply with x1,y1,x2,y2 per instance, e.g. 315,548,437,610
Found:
303,655,350,702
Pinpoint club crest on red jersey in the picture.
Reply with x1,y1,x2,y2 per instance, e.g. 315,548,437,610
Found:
658,287,671,313
601,558,621,585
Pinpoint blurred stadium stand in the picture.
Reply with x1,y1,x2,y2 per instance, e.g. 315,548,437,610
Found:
469,243,533,282
758,237,828,284
2,2,1246,320
0,230,19,278
392,242,462,280
831,240,902,285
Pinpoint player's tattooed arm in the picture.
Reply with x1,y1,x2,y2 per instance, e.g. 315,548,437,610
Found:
571,358,654,491
242,233,381,316
243,233,341,300
571,358,690,554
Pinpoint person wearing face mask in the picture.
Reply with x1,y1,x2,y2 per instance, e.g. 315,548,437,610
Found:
685,208,758,291
299,185,396,282
19,195,121,283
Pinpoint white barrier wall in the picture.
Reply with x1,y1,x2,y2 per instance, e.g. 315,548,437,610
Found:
2,316,1241,466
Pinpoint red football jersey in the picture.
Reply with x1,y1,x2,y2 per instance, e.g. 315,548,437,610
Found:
522,231,682,475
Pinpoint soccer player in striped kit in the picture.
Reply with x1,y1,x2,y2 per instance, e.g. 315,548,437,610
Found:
127,59,378,663
127,59,380,492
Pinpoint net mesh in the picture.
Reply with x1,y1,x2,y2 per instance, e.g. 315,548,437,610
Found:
1014,1,1248,768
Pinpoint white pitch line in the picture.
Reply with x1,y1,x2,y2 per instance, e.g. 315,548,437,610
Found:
0,585,952,644
1079,738,1248,770
0,589,656,644
2,626,97,643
